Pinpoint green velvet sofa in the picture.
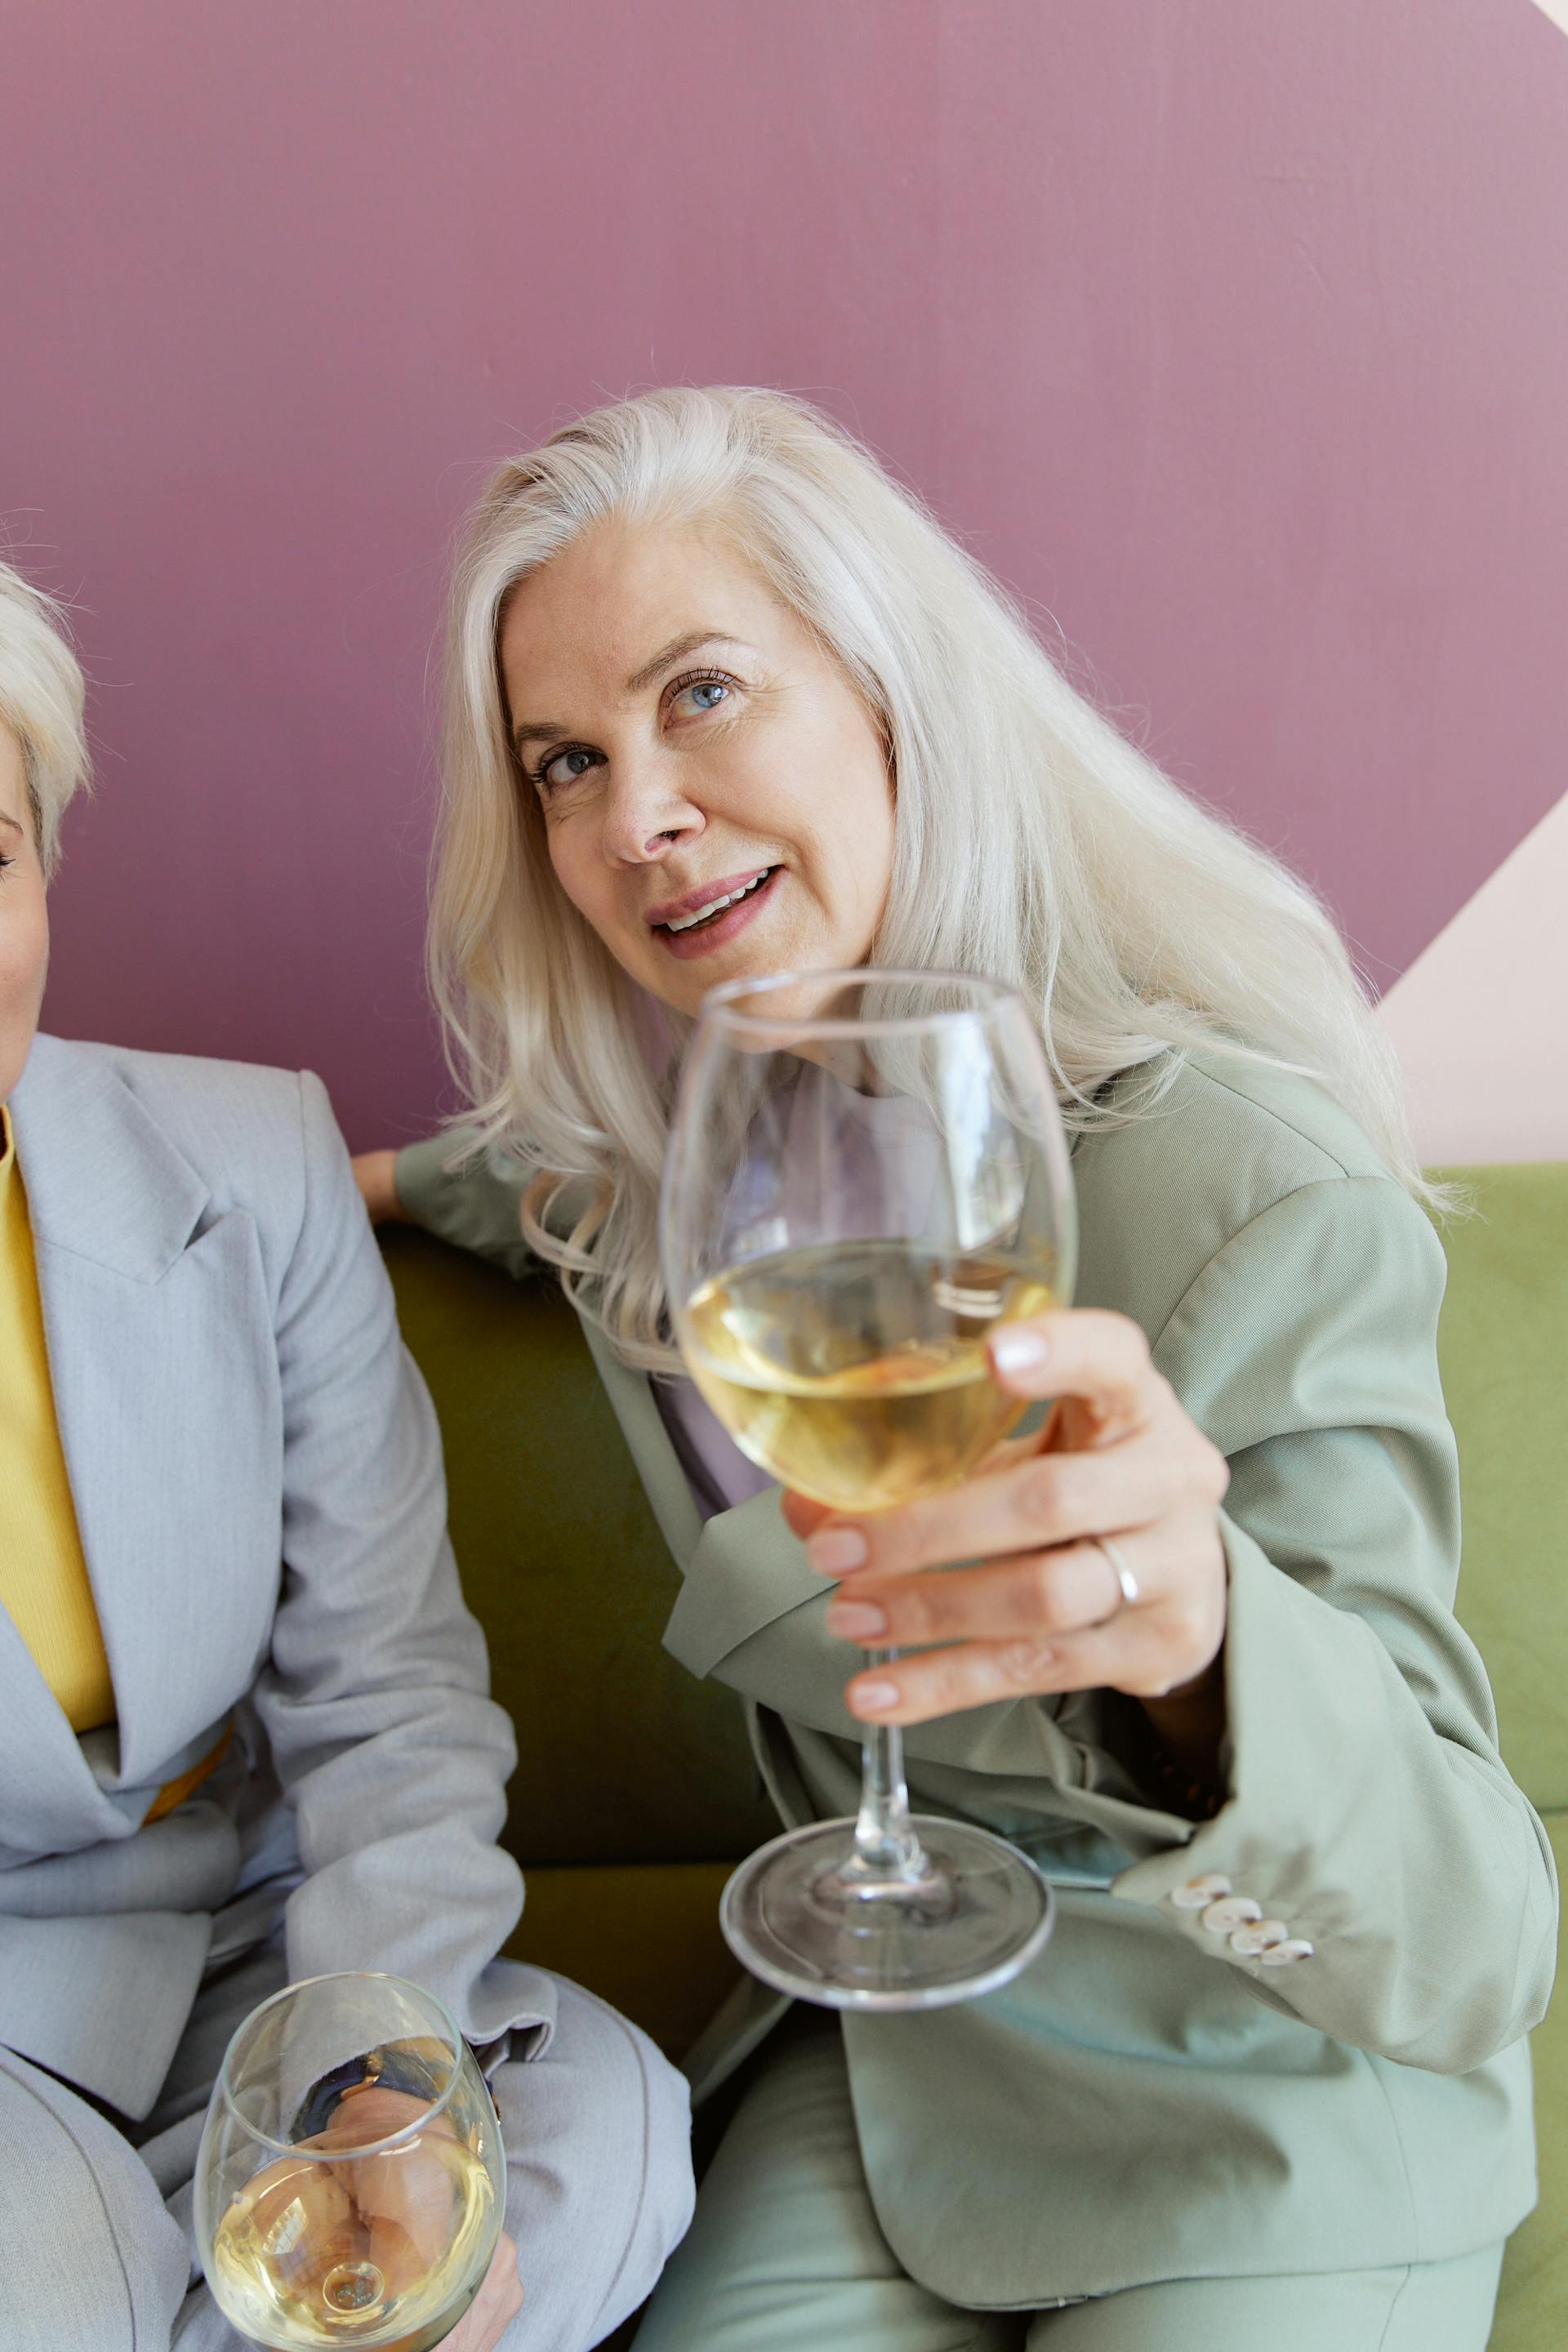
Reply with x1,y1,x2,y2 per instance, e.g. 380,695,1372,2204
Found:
380,1160,1565,2347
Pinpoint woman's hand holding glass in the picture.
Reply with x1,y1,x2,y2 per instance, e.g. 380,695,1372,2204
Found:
195,1972,512,2352
438,2236,525,2352
662,968,1081,2007
792,1305,1233,1780
225,2085,522,2352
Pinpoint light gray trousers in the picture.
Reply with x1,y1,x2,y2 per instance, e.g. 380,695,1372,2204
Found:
633,2014,1508,2352
0,1928,693,2352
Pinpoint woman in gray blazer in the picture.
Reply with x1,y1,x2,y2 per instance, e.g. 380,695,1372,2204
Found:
0,562,693,2352
358,388,1556,2351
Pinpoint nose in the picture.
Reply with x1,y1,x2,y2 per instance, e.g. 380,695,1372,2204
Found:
599,750,704,867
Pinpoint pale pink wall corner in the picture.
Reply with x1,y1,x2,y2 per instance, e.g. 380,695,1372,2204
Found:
1377,789,1568,1167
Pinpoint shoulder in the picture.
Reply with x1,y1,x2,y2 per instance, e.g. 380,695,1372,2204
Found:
26,1033,346,1243
1071,1050,1428,1343
44,1031,305,1123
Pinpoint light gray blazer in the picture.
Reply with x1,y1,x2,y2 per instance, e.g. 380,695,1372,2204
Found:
0,1033,555,2123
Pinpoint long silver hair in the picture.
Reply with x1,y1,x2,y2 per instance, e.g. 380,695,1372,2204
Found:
430,387,1429,1368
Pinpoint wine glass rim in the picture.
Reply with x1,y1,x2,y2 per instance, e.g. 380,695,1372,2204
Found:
698,965,1026,1038
213,1968,469,2160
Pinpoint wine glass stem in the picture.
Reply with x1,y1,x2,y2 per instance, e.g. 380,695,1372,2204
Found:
852,1649,929,1879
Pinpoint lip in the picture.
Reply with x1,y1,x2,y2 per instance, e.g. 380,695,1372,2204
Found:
650,865,782,961
644,866,775,929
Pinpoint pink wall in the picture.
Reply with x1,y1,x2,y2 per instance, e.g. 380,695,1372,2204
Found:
3,0,1566,1147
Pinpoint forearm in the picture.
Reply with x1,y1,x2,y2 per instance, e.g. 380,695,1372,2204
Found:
485,1981,695,2352
354,1146,408,1224
266,1076,537,2034
1113,1521,1559,2071
1129,1651,1228,1815
394,1129,539,1280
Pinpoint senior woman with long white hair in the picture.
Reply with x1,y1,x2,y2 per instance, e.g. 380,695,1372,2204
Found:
358,387,1555,2351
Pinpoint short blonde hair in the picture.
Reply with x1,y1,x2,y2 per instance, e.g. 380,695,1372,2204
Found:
0,559,91,877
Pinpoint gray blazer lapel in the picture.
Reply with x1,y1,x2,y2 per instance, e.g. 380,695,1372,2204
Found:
7,1038,274,1821
664,1490,824,1678
0,1609,130,1858
577,1312,824,1677
578,1319,705,1568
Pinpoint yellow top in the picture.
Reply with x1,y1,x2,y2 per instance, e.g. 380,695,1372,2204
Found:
0,1102,116,1733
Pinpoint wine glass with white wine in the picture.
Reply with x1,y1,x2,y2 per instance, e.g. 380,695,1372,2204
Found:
195,1971,505,2351
660,968,1077,2008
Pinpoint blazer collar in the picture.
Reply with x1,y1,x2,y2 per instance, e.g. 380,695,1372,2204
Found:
0,1034,224,1846
8,1033,208,1283
577,1315,825,1678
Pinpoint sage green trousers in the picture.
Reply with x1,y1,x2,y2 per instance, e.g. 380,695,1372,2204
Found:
633,2016,1506,2352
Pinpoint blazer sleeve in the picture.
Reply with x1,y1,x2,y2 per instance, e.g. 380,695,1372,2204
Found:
395,1128,538,1281
251,1077,553,2050
1111,1173,1558,2074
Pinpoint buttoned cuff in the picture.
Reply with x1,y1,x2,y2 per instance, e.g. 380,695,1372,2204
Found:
1108,1514,1351,1980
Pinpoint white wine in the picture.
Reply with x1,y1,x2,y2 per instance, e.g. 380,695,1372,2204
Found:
684,1240,1057,1511
207,2131,497,2352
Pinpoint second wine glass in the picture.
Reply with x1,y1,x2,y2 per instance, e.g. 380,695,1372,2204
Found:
194,1970,505,2352
661,968,1078,2010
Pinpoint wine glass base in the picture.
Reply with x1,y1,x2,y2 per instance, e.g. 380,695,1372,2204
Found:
719,1815,1055,2011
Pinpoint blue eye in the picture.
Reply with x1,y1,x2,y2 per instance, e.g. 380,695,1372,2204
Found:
670,673,733,719
538,746,598,791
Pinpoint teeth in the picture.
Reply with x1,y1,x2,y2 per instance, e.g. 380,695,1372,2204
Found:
665,871,771,932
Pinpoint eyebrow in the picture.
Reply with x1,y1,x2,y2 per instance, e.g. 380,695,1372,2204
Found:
0,813,23,838
510,631,748,751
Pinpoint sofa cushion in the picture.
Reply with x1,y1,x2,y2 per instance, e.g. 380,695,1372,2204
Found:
381,1227,778,1869
502,1860,738,2060
1490,1808,1566,2349
1433,1164,1568,1811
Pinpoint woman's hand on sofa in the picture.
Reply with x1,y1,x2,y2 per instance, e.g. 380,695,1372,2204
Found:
352,1148,408,1226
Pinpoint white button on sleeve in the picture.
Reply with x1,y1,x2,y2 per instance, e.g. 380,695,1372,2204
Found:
1200,1895,1263,1935
1170,1873,1232,1911
1259,1938,1315,1966
1229,1917,1290,1957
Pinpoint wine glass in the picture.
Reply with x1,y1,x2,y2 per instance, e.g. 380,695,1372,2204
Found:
660,968,1078,2009
194,1971,505,2352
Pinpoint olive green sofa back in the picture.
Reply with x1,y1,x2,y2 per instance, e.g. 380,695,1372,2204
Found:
1423,1166,1567,2345
380,1230,776,1870
380,1160,1566,2344
381,1229,772,2058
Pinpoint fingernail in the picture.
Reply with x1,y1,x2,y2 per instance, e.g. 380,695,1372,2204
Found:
851,1678,900,1715
827,1600,889,1642
807,1526,870,1575
990,1325,1050,1379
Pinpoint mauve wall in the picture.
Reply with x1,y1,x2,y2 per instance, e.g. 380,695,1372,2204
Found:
3,0,1566,1148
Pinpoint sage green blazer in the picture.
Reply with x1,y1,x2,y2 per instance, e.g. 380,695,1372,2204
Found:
396,1052,1557,2310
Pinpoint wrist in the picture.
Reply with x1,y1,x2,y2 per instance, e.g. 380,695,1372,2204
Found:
1131,1650,1228,1818
355,1148,408,1226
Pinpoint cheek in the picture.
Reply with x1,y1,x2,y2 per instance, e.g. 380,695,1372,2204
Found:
543,822,595,915
851,794,897,942
0,901,49,1001
0,901,49,1094
544,823,646,956
801,750,895,906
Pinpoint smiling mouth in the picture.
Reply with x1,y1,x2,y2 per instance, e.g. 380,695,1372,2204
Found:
656,867,777,933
